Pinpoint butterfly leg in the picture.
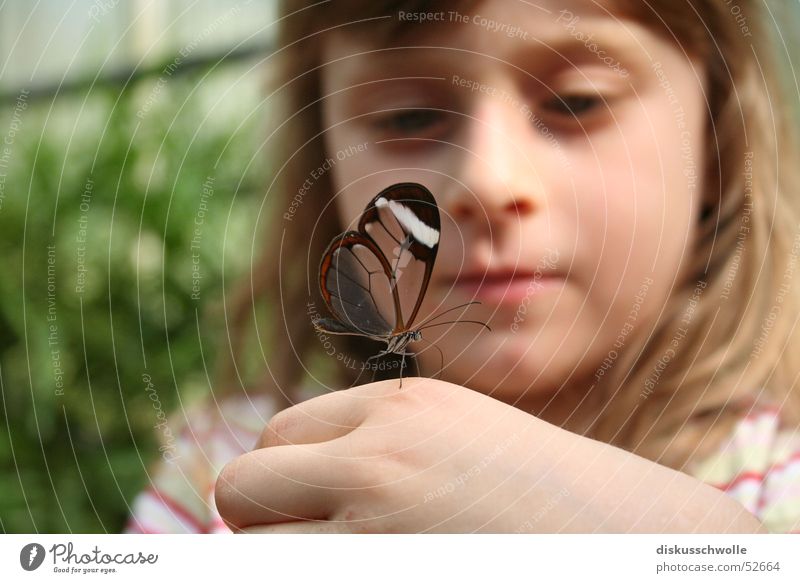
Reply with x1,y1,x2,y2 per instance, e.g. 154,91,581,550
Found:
350,359,368,388
363,353,380,385
398,352,405,389
371,359,380,384
397,351,421,389
405,351,420,378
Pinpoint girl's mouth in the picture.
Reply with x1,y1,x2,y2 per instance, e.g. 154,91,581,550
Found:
448,269,565,305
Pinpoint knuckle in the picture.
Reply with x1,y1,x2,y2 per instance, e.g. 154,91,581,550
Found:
259,410,297,448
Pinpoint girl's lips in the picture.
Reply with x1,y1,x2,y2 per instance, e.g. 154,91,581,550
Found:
449,273,565,305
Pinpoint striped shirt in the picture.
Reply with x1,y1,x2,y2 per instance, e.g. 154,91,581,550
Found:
687,406,800,533
123,395,800,533
123,393,277,534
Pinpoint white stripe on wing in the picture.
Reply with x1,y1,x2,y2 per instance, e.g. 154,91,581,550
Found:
376,197,440,248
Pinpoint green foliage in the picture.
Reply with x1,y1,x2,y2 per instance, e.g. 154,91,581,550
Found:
0,64,267,532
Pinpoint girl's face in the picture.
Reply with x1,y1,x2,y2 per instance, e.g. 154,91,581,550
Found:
319,0,706,409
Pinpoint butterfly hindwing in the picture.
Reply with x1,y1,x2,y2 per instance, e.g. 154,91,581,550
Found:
318,231,399,337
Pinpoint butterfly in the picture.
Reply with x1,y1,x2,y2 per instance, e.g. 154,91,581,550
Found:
314,182,488,386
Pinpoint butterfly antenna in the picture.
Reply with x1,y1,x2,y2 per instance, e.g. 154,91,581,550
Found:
419,319,491,332
416,301,483,328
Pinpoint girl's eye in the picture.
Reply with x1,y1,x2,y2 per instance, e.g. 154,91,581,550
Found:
373,108,450,139
543,94,603,117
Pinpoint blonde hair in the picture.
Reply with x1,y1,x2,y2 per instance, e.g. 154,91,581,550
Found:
224,0,800,470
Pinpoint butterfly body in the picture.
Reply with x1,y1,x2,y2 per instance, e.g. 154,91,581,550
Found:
312,316,421,353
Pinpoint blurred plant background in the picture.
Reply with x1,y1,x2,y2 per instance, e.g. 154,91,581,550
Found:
0,0,275,532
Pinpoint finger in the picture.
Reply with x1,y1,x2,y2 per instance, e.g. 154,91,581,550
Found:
215,440,360,529
257,390,363,449
238,521,354,534
257,378,428,449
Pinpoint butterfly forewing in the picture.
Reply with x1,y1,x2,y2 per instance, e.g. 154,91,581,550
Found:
358,183,441,330
319,232,399,337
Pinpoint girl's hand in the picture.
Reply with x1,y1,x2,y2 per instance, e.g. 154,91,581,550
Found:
215,378,551,532
215,378,764,533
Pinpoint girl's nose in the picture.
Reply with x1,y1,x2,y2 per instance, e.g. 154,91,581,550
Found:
443,94,544,225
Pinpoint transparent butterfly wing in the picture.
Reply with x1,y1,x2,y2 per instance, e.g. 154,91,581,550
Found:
358,183,440,330
318,232,398,337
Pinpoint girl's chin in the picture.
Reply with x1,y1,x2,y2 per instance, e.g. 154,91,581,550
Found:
420,340,569,392
444,365,565,406
427,323,568,360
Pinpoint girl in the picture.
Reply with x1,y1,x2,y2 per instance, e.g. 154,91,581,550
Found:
126,0,800,533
